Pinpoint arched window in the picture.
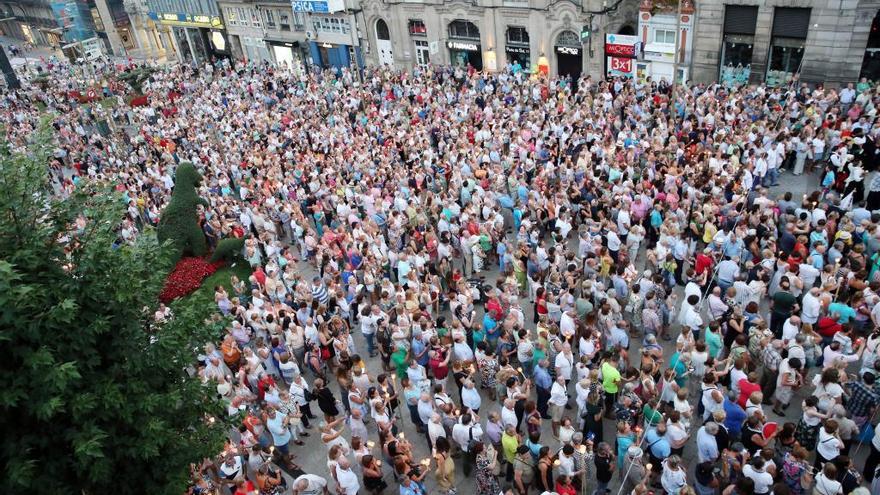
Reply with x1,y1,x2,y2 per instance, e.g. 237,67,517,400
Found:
376,19,390,40
618,25,636,35
556,30,580,47
448,19,480,40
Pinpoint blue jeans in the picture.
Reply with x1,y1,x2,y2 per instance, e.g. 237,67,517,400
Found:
364,332,376,355
593,481,609,495
763,167,779,186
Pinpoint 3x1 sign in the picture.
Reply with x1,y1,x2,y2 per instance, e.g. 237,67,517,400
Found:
609,57,632,73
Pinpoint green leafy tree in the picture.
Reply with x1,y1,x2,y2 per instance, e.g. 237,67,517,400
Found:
157,162,210,261
0,121,227,494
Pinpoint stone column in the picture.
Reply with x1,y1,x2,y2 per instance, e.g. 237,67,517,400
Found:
93,0,126,56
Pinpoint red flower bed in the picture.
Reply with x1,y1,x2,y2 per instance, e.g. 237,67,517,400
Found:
159,257,224,303
129,95,149,107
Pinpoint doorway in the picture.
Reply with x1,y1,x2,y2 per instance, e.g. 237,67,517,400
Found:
375,19,393,66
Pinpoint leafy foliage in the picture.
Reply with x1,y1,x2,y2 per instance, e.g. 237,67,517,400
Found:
157,162,209,261
209,237,245,264
0,122,228,495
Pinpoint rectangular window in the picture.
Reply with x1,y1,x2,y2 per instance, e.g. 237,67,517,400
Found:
225,8,237,26
415,39,430,66
408,19,426,36
265,10,276,29
507,26,529,44
250,9,261,28
280,13,291,31
238,8,249,26
654,29,675,44
292,12,305,31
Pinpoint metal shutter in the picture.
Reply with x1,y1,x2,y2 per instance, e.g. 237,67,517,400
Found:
772,7,812,38
724,5,759,35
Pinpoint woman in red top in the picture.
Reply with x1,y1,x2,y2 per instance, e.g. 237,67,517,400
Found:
555,474,577,495
534,287,548,324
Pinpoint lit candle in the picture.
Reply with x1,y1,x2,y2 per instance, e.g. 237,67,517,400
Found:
553,459,561,466
455,409,461,416
207,416,216,424
367,441,375,448
646,463,653,471
376,460,382,467
398,432,405,440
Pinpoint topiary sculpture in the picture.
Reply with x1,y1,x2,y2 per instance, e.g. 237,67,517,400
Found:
158,162,209,260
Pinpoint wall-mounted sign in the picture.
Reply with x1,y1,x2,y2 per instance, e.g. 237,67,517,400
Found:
555,46,581,56
291,0,344,13
605,43,635,57
148,12,224,29
447,41,479,52
505,45,529,55
604,33,638,58
607,56,634,78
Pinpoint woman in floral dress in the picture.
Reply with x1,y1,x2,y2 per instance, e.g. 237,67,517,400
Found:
474,442,501,495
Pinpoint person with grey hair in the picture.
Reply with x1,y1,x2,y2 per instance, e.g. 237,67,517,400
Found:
697,422,720,463
621,445,647,495
660,455,687,495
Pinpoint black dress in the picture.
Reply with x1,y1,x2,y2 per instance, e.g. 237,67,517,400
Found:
315,386,339,416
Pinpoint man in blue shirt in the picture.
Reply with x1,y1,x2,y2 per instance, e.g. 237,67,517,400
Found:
645,423,671,465
722,390,747,440
533,360,552,419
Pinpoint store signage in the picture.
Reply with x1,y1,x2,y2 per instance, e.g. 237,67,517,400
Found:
605,43,635,57
447,41,479,52
609,56,632,73
644,50,674,62
149,12,224,28
555,46,581,56
505,45,530,54
291,0,344,13
604,33,638,58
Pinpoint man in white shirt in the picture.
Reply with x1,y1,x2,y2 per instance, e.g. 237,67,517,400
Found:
427,413,446,448
560,308,577,341
501,399,518,429
549,376,569,437
742,457,774,495
334,458,360,495
293,473,329,495
451,412,483,477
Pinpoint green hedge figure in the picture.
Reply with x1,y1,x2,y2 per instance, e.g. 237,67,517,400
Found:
209,237,245,263
158,162,209,259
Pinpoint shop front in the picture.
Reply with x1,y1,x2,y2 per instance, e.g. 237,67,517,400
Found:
267,40,308,70
766,7,811,87
447,40,482,70
447,20,482,70
309,41,361,70
719,5,758,87
505,26,530,71
554,30,582,80
149,12,227,62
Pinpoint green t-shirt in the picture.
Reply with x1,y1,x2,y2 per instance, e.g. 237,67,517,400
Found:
502,432,519,463
773,291,796,314
601,362,621,394
392,349,408,378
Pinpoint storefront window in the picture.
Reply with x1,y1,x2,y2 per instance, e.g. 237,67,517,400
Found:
766,37,804,87
506,26,530,69
720,34,753,87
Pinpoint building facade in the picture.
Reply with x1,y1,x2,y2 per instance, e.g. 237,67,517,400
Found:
0,0,133,56
691,0,880,87
216,0,309,66
144,0,229,62
635,0,695,83
355,0,639,79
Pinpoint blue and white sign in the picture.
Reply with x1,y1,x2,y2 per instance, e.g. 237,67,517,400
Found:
291,0,344,13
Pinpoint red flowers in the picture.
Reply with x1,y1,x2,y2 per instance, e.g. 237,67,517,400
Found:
159,257,224,303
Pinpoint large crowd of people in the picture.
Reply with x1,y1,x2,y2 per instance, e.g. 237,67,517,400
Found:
8,50,880,495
